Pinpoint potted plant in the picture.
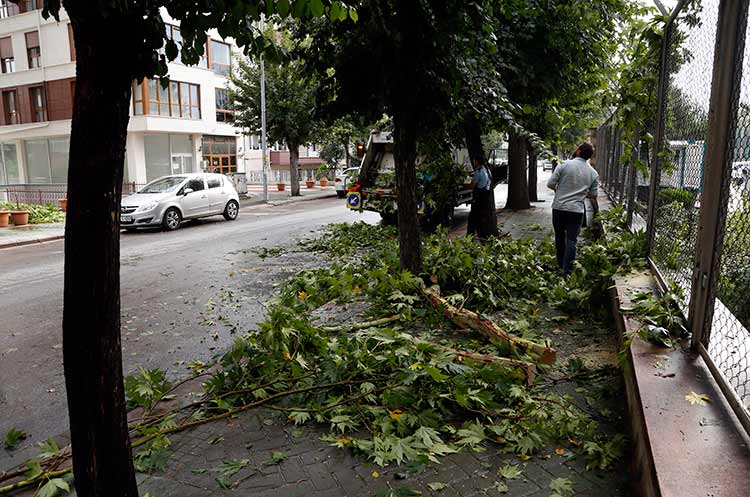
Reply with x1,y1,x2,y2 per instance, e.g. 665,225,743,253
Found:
277,182,286,191
11,210,29,226
59,198,68,212
0,210,9,227
319,177,329,187
306,179,315,188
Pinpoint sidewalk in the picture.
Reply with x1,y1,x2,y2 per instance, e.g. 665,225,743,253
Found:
240,185,338,207
4,169,629,497
0,223,64,249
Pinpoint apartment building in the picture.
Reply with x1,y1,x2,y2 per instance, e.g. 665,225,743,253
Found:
0,2,323,198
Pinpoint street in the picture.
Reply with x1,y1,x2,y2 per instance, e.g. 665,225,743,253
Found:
0,197,380,466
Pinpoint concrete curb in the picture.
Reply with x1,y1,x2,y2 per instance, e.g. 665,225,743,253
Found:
0,234,65,250
240,192,338,209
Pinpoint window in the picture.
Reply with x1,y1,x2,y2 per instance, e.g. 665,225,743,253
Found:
202,135,237,174
67,24,75,61
48,138,69,183
215,88,234,123
20,0,39,12
185,178,205,192
210,40,231,76
207,176,221,188
3,90,18,124
30,86,47,122
0,0,19,18
1,37,14,74
23,137,68,184
25,31,40,68
133,78,200,120
0,142,19,185
166,25,182,63
250,135,261,150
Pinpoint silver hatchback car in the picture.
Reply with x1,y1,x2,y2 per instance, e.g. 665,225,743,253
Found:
121,173,240,231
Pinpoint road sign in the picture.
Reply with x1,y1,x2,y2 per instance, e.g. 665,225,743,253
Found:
346,191,362,210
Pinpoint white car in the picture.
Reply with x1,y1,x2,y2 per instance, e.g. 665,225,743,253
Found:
335,167,361,198
121,173,240,231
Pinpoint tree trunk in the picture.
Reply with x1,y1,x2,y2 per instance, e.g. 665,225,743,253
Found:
393,111,422,274
505,130,531,210
63,15,138,497
344,137,350,169
289,143,301,196
551,143,559,171
528,142,538,202
464,113,498,238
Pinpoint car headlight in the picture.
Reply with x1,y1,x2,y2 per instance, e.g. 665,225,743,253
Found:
136,201,159,213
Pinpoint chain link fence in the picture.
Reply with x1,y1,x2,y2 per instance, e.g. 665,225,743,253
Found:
597,0,750,433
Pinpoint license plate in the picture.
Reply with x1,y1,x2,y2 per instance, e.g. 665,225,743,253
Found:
121,215,133,223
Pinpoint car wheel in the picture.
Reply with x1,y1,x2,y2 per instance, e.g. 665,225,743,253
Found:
223,200,239,221
162,207,182,231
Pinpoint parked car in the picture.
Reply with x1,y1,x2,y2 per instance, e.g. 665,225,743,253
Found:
542,160,554,171
121,173,240,231
335,167,361,198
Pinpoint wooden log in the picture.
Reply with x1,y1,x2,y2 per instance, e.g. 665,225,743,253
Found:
409,336,536,385
421,286,556,364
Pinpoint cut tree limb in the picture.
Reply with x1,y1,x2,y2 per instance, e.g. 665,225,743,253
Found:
408,336,536,385
422,286,556,364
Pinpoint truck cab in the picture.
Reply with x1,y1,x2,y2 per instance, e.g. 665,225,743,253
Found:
346,131,508,227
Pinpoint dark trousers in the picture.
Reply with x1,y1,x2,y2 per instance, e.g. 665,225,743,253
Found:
467,188,494,240
552,209,584,275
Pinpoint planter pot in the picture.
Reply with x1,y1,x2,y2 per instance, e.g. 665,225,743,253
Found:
306,180,315,189
59,198,68,212
319,178,329,187
277,183,286,192
0,210,9,228
11,211,29,226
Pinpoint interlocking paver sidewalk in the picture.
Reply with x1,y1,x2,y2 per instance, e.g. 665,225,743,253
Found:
0,223,65,249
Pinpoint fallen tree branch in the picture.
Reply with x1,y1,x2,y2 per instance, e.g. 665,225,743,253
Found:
321,315,401,332
407,336,537,385
0,468,71,495
131,378,370,449
421,286,556,364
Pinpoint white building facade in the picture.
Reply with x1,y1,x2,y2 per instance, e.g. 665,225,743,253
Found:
0,2,271,198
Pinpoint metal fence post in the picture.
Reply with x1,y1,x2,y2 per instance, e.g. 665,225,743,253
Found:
689,0,748,349
626,132,640,227
646,18,673,255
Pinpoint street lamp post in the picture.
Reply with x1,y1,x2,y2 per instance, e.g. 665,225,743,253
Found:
260,15,269,202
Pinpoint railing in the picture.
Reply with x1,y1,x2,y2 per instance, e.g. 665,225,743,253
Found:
0,182,146,206
599,0,750,435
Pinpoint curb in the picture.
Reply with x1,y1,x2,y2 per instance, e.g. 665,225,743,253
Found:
0,234,65,250
240,192,339,209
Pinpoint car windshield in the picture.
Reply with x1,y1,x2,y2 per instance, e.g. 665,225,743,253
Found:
139,176,187,194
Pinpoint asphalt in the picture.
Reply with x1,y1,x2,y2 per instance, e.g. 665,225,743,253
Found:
0,197,380,468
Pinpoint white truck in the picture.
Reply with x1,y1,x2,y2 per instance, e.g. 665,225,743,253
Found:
345,131,507,227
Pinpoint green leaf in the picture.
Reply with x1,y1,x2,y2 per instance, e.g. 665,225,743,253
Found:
268,451,288,465
310,0,324,17
549,477,574,497
427,482,448,491
492,481,509,493
349,8,359,22
498,464,523,480
35,478,69,497
38,438,60,459
4,428,27,450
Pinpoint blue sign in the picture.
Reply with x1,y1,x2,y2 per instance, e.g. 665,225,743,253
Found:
347,192,362,210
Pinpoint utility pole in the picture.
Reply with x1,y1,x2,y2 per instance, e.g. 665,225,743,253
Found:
260,14,269,202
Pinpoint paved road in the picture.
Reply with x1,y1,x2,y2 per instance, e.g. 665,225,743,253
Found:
0,197,381,467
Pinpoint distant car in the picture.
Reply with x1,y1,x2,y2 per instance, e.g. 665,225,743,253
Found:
121,173,240,231
542,160,554,171
335,167,361,198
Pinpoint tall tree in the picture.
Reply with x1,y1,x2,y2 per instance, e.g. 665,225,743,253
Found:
37,1,340,495
494,0,634,209
230,55,318,196
299,0,516,271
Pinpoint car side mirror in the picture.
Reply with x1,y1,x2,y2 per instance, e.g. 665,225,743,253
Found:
183,188,194,196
